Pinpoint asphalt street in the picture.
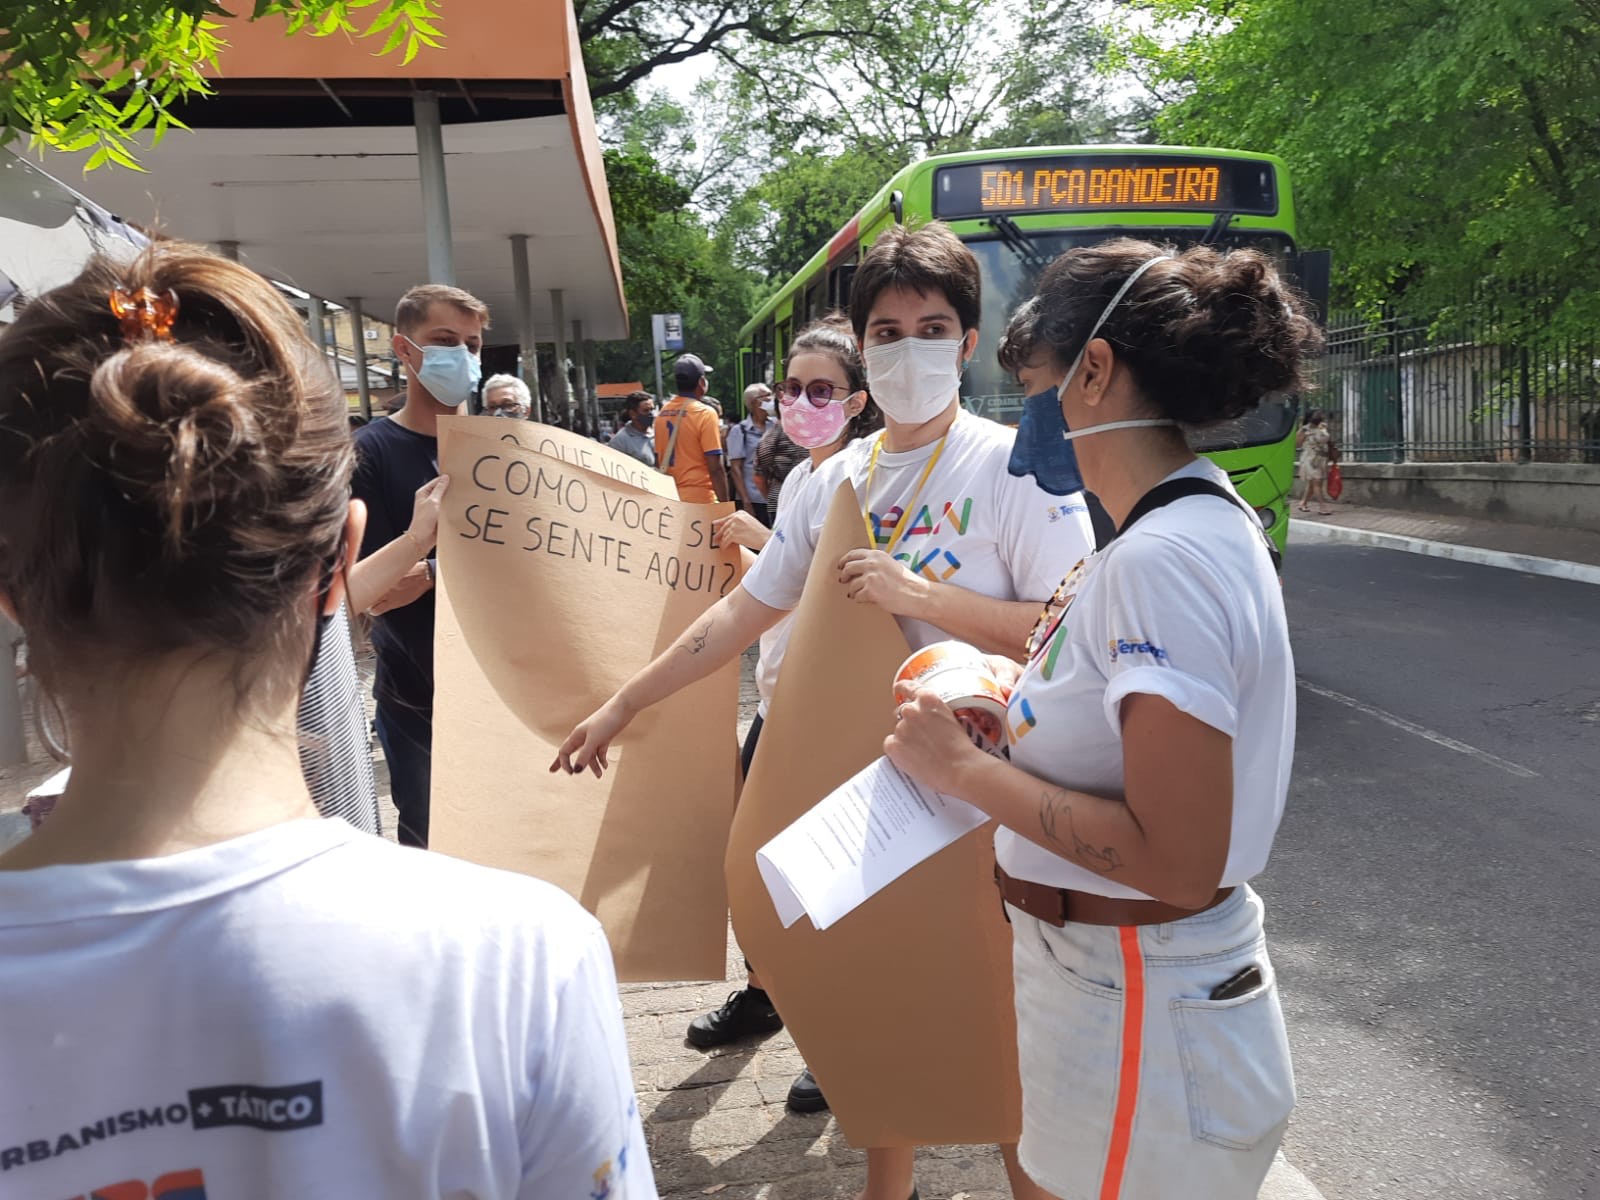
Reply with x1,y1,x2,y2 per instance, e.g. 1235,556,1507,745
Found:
1267,541,1600,1199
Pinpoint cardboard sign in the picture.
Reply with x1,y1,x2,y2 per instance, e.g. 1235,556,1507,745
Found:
430,417,740,981
724,481,1023,1146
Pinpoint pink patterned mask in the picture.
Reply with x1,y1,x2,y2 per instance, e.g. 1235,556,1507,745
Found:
779,394,851,449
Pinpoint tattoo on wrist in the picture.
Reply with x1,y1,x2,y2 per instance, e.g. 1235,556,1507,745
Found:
683,618,713,656
1039,788,1124,874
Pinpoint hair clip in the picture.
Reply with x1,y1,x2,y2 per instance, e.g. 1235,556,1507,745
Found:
109,286,179,343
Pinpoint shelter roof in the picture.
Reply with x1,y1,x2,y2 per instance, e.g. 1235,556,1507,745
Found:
62,0,625,342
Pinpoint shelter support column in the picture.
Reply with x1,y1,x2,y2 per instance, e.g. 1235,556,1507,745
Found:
584,340,602,433
348,296,373,419
550,289,574,427
573,318,591,433
511,235,544,423
306,298,330,378
414,90,455,285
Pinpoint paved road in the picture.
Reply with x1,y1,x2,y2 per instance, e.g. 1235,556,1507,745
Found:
1268,541,1600,1199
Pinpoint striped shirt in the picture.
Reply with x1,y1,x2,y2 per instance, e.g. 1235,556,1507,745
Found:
297,603,381,834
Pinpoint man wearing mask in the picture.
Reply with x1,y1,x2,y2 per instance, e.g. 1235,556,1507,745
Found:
353,283,489,847
610,390,658,466
726,383,774,525
655,354,731,503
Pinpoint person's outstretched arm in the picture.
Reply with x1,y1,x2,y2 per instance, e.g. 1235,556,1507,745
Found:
552,583,784,776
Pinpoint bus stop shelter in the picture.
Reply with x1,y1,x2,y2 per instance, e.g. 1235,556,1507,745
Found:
1,0,627,765
61,0,626,424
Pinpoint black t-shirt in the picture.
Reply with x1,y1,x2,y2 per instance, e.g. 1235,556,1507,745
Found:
352,418,438,732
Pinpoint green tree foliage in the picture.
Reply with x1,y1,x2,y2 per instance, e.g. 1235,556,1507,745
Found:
590,0,1148,385
0,0,440,167
594,145,759,390
1121,0,1600,329
575,0,887,105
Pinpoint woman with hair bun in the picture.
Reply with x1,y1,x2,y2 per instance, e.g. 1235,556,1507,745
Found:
0,245,654,1198
887,238,1323,1200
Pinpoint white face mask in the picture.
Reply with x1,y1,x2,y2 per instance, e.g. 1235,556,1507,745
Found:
864,337,964,425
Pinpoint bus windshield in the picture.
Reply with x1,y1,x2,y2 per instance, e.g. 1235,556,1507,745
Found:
961,227,1296,449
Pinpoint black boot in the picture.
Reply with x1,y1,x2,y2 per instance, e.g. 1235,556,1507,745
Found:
785,1067,830,1114
686,988,784,1048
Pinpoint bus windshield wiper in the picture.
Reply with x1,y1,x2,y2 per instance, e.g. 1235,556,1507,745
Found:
987,216,1053,278
1200,211,1236,245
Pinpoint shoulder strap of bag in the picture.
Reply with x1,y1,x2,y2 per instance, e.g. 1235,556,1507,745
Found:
1114,477,1283,574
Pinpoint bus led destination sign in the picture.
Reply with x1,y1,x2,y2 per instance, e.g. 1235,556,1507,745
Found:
933,155,1278,220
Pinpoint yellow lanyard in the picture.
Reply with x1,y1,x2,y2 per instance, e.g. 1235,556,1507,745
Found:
860,432,949,556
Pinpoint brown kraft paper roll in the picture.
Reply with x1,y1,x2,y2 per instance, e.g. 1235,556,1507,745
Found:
724,479,1023,1146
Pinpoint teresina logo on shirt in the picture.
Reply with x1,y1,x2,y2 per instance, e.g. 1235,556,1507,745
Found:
1109,638,1169,663
1,1081,323,1175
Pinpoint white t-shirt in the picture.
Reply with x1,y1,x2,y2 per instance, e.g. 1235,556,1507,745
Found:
996,458,1295,898
743,411,1096,650
0,819,656,1200
755,457,815,720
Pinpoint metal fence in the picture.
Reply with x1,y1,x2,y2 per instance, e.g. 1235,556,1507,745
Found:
1316,286,1600,464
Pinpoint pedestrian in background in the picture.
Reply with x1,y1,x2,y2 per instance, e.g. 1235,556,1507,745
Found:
655,354,731,502
0,243,656,1199
726,382,774,525
1296,408,1336,514
889,239,1321,1200
611,390,658,466
483,373,532,419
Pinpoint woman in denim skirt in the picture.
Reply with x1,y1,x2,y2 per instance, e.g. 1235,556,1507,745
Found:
888,238,1323,1200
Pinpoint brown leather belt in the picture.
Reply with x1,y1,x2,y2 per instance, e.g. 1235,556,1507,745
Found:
995,864,1234,928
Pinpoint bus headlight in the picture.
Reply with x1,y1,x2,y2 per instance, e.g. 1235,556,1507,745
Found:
1254,507,1277,531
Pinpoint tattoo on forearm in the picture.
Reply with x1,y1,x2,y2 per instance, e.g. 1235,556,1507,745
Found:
1039,789,1124,874
683,619,713,656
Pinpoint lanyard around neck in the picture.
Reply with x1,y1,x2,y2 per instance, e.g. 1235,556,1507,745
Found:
860,431,949,556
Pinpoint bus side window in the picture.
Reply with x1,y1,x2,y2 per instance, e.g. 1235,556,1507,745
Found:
830,264,856,311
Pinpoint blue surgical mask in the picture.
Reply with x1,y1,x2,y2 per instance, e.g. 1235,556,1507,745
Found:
1007,389,1084,496
405,337,481,408
1010,256,1183,494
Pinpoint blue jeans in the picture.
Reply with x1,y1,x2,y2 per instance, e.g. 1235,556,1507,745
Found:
374,706,431,848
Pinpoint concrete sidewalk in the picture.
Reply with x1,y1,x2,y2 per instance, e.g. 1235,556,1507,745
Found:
1289,501,1600,576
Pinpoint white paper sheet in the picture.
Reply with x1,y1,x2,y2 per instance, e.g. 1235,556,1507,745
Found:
756,756,990,931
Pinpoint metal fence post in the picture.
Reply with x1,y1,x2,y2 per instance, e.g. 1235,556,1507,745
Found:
1519,345,1533,464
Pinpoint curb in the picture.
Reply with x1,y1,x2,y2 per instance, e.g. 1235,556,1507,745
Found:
1289,519,1600,586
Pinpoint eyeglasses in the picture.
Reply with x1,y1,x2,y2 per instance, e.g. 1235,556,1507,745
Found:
775,379,853,408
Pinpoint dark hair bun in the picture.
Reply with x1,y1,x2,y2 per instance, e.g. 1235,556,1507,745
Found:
0,242,354,690
1033,239,1324,426
86,342,267,552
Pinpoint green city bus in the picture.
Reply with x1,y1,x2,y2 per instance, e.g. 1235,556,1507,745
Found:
736,145,1329,551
